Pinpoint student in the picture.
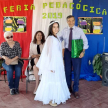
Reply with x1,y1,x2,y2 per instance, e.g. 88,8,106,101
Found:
34,21,70,106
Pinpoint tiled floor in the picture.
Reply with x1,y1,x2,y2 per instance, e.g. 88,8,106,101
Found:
0,77,108,108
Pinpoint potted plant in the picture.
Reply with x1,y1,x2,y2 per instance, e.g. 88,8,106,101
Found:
92,54,102,78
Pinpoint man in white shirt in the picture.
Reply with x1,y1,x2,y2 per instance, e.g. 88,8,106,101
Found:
58,15,89,99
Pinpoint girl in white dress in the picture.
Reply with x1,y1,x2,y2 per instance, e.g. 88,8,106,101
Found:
34,21,70,106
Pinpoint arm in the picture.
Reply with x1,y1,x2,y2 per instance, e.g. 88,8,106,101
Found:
1,43,9,60
80,29,89,50
57,30,64,42
29,42,34,57
46,37,55,73
36,36,56,73
79,29,89,58
17,42,22,58
29,42,40,58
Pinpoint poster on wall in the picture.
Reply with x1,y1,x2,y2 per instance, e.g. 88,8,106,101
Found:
78,17,103,34
3,16,26,32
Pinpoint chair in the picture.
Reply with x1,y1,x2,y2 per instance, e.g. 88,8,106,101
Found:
0,46,7,82
25,57,41,93
26,62,35,93
0,58,7,82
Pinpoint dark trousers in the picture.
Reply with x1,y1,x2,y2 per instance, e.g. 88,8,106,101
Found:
2,61,22,89
64,48,82,92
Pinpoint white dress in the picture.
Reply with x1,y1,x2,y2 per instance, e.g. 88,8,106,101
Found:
34,36,70,105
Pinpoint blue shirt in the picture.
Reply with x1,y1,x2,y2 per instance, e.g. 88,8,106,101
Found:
57,26,89,49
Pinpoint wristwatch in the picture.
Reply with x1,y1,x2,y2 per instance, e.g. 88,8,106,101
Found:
82,51,85,54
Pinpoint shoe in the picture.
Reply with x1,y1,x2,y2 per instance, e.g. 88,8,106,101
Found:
49,101,58,107
10,89,15,95
33,89,36,95
33,91,36,95
73,92,80,99
14,88,19,94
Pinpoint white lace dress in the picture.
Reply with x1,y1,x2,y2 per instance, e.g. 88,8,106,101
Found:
34,36,70,105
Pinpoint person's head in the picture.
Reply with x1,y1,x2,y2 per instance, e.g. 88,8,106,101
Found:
67,15,75,28
4,31,13,42
33,31,45,44
48,21,59,37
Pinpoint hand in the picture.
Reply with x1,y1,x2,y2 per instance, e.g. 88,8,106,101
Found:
4,56,9,61
32,54,40,58
5,59,12,65
35,54,40,58
51,70,55,73
79,52,84,58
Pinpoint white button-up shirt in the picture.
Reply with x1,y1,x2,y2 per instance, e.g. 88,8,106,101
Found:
57,25,89,49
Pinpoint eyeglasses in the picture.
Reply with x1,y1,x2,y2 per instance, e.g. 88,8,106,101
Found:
6,36,13,39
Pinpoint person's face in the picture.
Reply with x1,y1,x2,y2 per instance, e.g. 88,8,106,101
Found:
67,17,75,28
52,23,59,35
36,32,42,41
5,34,13,42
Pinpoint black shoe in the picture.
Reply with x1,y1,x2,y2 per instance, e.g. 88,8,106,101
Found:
73,92,80,99
10,89,15,95
14,88,19,94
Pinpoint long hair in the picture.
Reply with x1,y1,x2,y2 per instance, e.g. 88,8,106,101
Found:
47,21,59,38
33,31,45,44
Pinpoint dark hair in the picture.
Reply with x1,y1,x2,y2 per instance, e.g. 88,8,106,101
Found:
67,15,75,20
33,31,45,44
48,21,59,37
